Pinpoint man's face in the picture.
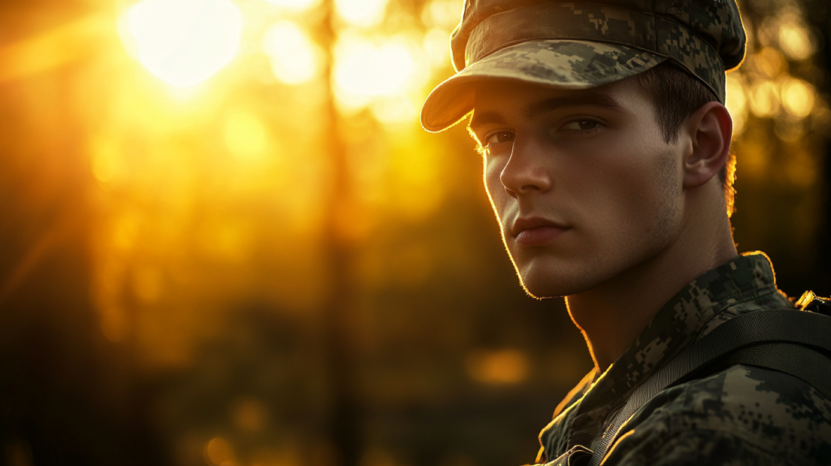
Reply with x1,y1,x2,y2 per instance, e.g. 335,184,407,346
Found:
469,78,687,298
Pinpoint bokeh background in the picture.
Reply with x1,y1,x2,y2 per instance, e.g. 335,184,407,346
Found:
1,0,829,465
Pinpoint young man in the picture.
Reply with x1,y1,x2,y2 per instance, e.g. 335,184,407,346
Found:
421,0,831,464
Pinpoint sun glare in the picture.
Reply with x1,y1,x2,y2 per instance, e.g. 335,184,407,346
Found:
725,74,748,136
333,34,423,111
749,80,780,118
778,22,813,61
465,349,529,385
781,77,815,118
224,110,271,161
422,0,462,29
263,21,320,85
335,0,389,27
126,0,243,87
266,0,321,12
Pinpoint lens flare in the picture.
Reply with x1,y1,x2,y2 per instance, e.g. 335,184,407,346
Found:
423,28,451,68
335,0,389,27
781,78,815,118
126,0,242,87
422,0,462,28
333,34,423,112
725,74,748,136
749,80,780,118
205,438,235,466
266,0,320,12
465,349,529,385
263,21,320,85
224,110,270,161
778,23,813,61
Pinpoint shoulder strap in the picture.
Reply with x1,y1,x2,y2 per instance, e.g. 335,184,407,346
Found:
586,309,831,466
690,342,831,398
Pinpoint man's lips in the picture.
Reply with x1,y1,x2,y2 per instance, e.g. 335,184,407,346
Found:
511,217,570,246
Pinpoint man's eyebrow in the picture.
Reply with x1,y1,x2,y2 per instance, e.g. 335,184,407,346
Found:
468,111,506,132
524,93,622,119
468,92,623,132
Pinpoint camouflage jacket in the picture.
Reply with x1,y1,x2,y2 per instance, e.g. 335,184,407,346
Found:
536,252,831,466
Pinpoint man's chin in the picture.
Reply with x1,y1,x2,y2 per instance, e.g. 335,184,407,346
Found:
516,264,600,300
518,274,573,300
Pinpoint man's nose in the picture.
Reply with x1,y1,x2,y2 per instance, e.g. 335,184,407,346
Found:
499,137,552,198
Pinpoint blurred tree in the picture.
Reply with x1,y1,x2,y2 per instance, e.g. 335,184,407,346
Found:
727,0,830,296
0,6,167,463
800,0,831,293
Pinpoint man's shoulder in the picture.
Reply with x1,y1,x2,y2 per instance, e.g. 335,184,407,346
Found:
607,364,831,465
537,370,596,462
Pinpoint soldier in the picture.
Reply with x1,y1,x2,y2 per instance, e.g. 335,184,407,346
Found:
420,0,831,464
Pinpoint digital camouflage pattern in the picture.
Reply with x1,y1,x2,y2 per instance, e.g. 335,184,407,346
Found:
463,2,731,94
421,0,746,132
535,252,831,466
421,40,666,132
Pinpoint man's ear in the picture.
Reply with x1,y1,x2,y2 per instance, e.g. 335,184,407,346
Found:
682,101,732,189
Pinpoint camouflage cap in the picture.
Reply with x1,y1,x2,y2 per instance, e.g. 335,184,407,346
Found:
421,0,747,133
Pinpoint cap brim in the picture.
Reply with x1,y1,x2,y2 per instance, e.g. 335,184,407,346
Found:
421,40,667,133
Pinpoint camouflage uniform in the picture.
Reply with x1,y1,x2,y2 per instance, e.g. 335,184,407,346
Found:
536,252,831,465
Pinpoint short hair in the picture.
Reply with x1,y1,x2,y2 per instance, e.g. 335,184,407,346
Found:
635,62,737,217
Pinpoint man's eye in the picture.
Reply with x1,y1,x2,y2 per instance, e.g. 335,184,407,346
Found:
485,131,515,145
561,119,600,131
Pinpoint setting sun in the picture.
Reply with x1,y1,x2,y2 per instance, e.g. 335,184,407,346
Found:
125,0,242,87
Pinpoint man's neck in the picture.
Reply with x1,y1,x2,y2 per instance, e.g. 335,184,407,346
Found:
565,203,738,374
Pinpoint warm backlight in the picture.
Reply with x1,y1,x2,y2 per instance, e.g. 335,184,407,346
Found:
778,22,814,61
781,78,815,118
749,80,780,118
725,74,747,136
266,0,320,12
263,21,320,85
126,0,243,87
465,349,529,385
333,35,417,108
224,110,270,161
335,0,389,26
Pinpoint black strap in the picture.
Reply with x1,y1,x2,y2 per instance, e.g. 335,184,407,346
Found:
586,309,831,466
688,342,831,399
